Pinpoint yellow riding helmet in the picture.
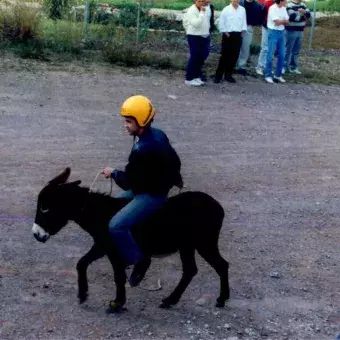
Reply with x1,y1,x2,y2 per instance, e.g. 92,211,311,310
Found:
120,95,155,127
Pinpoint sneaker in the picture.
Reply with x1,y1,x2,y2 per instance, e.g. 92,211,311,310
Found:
256,68,264,76
129,257,151,287
184,79,202,86
273,76,286,83
194,78,205,85
291,69,302,75
265,77,274,84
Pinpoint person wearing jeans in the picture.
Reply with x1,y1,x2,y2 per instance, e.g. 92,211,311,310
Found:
183,0,210,86
101,95,182,287
237,0,263,75
201,0,216,81
264,0,289,83
255,0,274,75
284,0,310,74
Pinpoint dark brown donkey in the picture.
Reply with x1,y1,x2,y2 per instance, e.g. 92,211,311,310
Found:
32,167,230,313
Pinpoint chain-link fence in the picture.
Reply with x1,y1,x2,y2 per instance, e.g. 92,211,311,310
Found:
0,0,338,66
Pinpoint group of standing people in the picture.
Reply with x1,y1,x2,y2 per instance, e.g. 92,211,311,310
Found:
182,0,311,86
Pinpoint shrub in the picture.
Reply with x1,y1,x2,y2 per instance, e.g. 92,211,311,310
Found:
44,0,74,20
328,0,340,12
103,39,185,69
42,19,83,53
0,2,42,43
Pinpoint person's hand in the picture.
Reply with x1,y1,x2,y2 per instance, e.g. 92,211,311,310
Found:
298,8,306,14
101,167,114,179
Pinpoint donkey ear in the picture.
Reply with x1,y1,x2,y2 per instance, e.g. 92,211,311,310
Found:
49,167,71,186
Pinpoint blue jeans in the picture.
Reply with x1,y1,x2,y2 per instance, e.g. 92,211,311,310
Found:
256,26,268,71
265,29,285,78
109,191,167,265
285,30,303,71
186,34,210,81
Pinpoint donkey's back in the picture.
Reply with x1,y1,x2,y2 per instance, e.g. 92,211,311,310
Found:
132,191,225,257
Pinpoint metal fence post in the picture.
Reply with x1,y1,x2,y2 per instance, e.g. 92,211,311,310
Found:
136,1,141,43
308,0,317,51
84,0,89,43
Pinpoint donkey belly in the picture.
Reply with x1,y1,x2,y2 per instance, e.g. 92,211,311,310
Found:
132,221,180,257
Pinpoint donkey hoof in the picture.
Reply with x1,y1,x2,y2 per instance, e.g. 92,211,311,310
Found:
215,298,225,308
159,299,174,309
78,293,88,304
106,300,127,314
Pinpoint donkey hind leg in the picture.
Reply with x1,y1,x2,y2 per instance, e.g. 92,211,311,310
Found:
76,243,106,304
159,247,198,309
106,251,128,314
197,245,230,308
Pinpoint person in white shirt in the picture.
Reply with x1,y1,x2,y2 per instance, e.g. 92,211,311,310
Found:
213,0,247,83
264,0,289,83
183,0,211,86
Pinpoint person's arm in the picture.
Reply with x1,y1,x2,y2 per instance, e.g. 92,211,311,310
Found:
111,169,131,191
241,7,247,32
304,5,311,19
271,6,288,25
210,4,216,32
287,3,305,22
219,8,230,36
186,5,205,28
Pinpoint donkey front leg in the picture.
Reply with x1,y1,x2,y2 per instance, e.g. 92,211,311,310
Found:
76,243,105,303
106,252,127,314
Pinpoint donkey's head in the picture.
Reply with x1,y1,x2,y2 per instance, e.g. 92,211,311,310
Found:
32,167,82,243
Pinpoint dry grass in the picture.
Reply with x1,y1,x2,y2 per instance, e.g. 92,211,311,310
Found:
0,1,42,42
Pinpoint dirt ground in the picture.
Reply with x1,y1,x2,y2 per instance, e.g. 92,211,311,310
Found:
0,56,340,340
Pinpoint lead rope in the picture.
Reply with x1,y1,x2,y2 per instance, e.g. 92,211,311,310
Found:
89,170,162,292
89,170,113,196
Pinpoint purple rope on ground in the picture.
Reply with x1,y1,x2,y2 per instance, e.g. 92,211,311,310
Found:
0,216,34,222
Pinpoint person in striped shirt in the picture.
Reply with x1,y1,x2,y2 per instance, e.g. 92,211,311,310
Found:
284,0,310,74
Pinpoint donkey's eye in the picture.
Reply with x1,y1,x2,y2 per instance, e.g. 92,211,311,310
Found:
40,207,50,214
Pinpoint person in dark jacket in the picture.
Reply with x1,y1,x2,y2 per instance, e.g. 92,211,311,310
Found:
201,0,216,81
236,0,264,75
101,95,182,287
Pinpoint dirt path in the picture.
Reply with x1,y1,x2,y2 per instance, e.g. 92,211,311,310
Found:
0,59,339,340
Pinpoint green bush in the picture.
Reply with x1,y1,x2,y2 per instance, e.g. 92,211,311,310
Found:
43,19,83,53
328,0,340,12
44,0,75,20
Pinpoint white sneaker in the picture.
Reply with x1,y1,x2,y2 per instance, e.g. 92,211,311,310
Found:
194,78,205,85
185,79,202,86
256,68,264,76
274,76,286,83
291,69,302,75
265,77,274,84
